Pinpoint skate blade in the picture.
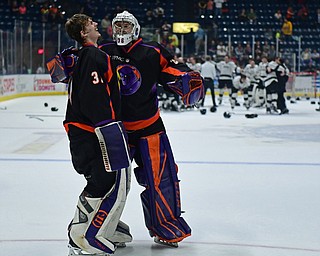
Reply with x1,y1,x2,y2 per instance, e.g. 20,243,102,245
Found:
68,245,110,256
154,237,178,248
115,242,126,248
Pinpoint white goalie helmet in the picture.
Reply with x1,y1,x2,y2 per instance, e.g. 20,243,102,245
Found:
112,11,140,46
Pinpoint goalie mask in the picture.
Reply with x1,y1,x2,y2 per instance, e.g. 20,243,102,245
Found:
112,11,140,46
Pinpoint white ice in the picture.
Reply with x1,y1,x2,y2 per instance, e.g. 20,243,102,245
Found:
0,95,319,256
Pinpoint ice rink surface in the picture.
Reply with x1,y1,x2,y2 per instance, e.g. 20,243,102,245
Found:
0,95,319,256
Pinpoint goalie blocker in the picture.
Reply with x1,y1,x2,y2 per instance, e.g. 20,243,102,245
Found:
94,121,130,172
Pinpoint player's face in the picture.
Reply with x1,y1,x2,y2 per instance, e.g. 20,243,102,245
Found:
82,19,101,43
114,21,133,35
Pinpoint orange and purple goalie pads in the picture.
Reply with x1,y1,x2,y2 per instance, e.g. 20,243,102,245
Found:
46,47,78,83
167,71,204,106
134,132,191,243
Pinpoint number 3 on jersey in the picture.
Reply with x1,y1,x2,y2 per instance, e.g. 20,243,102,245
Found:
91,71,104,84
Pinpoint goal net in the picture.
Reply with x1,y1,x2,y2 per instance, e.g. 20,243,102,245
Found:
286,72,319,98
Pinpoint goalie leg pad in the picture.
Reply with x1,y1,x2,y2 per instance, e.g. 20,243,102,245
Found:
69,168,128,254
135,132,191,243
95,121,130,172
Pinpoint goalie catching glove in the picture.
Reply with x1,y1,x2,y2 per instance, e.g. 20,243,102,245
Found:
167,71,204,106
46,46,78,83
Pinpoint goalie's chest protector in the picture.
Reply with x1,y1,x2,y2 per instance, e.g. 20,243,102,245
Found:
100,41,163,123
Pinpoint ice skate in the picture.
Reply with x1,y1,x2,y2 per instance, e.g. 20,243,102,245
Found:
68,244,110,256
271,105,280,114
154,236,179,248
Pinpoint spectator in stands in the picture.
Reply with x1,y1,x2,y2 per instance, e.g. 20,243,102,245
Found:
36,65,44,74
153,4,165,28
208,39,217,58
273,10,282,21
216,41,227,61
281,18,293,40
48,3,58,23
286,6,294,21
40,3,49,23
234,43,244,65
317,9,320,24
198,0,207,16
274,10,282,21
144,9,155,28
301,48,312,67
238,8,248,22
311,49,320,66
262,40,270,55
268,45,277,60
169,33,180,54
297,5,308,22
206,0,214,16
264,28,274,42
161,20,172,37
11,0,19,16
304,62,317,72
243,43,252,63
18,1,27,16
100,14,112,39
247,8,257,24
254,41,262,60
194,25,205,55
214,0,225,17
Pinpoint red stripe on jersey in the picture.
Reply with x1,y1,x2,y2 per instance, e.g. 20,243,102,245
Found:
64,122,95,133
123,109,160,131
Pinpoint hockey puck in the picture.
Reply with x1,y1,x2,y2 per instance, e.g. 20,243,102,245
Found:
44,102,48,107
290,100,296,104
306,97,310,100
316,108,320,112
310,101,316,104
223,111,231,118
200,109,207,115
51,107,58,111
245,113,258,118
210,106,217,112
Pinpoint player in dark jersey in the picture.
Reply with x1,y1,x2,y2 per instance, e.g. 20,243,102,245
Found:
61,14,132,255
100,10,204,247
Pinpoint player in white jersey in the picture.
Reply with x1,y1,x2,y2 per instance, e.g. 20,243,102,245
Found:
264,57,280,113
216,55,237,105
243,59,259,109
230,73,251,109
254,56,268,107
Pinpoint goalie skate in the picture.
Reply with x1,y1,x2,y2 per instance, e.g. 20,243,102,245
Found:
68,245,110,256
154,236,178,248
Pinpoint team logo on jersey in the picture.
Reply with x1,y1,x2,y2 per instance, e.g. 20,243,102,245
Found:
116,64,142,95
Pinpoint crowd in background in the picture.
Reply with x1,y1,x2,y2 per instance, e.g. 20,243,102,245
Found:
1,0,320,74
